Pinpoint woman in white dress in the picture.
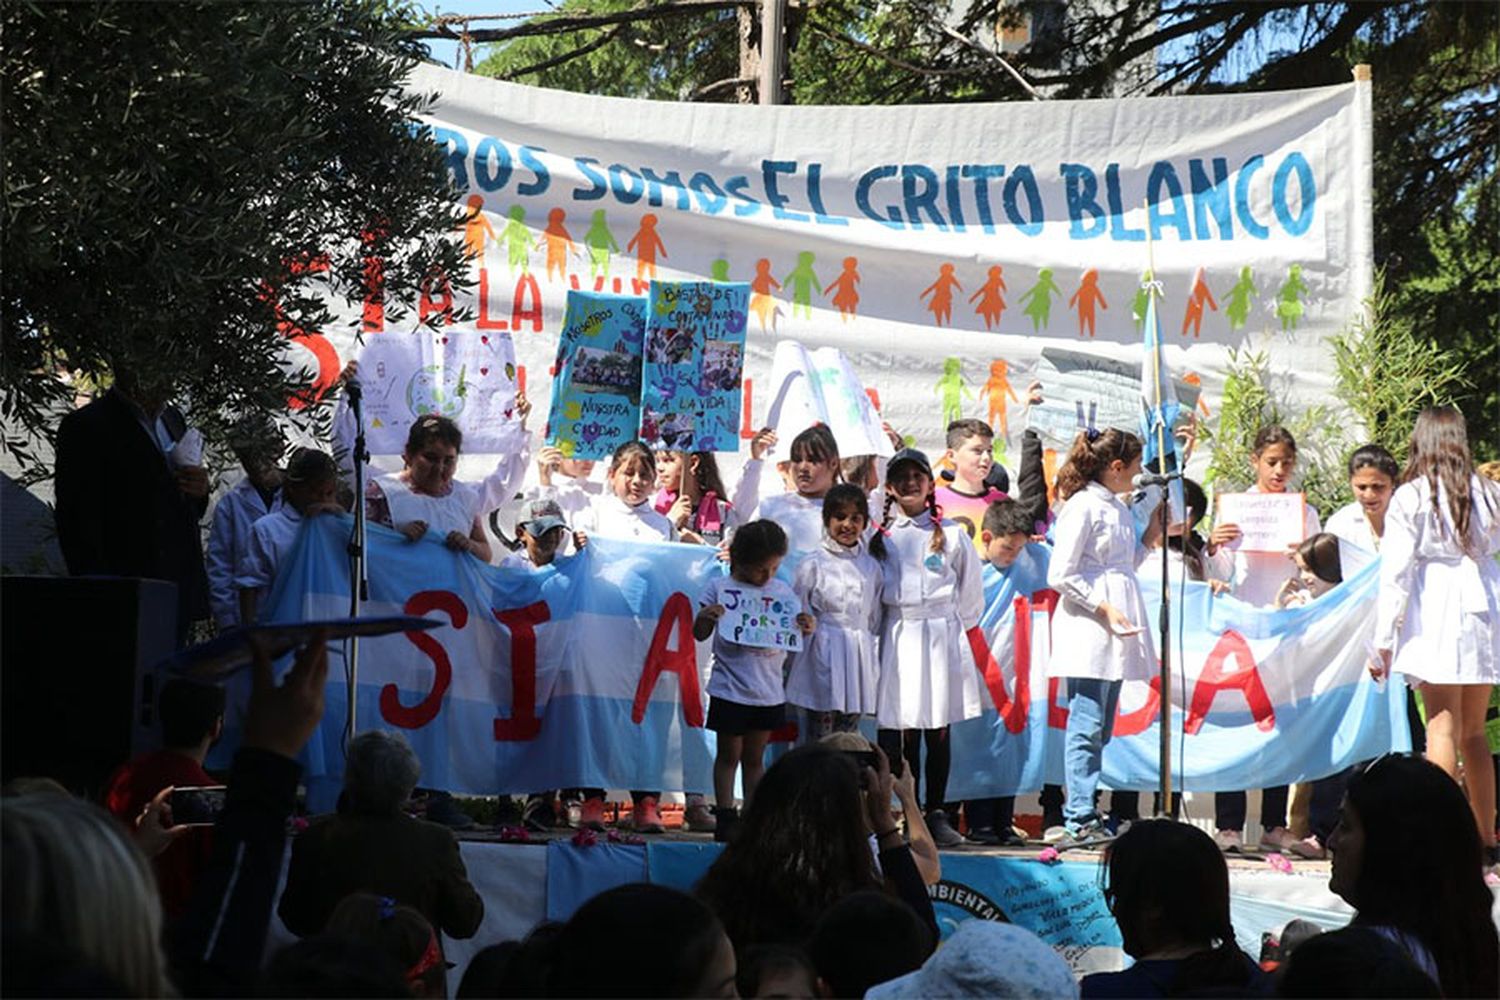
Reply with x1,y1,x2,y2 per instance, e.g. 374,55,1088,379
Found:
1373,407,1500,859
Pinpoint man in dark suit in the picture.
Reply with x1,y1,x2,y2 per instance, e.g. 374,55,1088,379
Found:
53,371,211,639
277,730,484,943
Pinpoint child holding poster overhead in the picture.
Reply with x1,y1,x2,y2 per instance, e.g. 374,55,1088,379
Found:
1205,425,1321,853
875,448,985,848
732,425,843,555
694,520,816,840
786,483,886,741
1045,429,1160,846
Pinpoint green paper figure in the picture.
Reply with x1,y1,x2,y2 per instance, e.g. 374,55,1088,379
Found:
584,210,620,280
1225,266,1256,330
1018,268,1061,332
783,251,822,320
503,206,531,274
1276,264,1307,333
710,258,730,282
934,357,972,425
1131,269,1154,331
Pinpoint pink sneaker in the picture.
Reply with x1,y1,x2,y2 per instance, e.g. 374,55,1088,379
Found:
631,796,665,834
578,796,607,831
1287,835,1326,860
1259,826,1298,852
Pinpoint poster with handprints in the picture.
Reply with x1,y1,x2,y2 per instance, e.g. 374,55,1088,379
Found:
1025,347,1202,449
357,329,519,456
766,340,894,459
714,583,803,652
640,280,749,453
545,290,646,460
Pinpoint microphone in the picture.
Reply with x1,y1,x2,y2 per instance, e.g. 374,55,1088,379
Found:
1132,470,1180,491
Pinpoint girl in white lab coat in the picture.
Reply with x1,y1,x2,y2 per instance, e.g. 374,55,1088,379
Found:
874,448,984,849
1325,444,1399,572
1045,428,1161,843
1374,406,1500,860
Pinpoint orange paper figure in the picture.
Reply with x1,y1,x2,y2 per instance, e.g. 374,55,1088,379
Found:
627,213,667,281
1183,371,1212,418
537,208,576,282
921,263,963,327
825,256,861,322
1069,268,1108,338
1043,447,1060,506
1181,267,1218,338
460,194,495,260
978,360,1021,438
749,258,782,332
970,265,1008,331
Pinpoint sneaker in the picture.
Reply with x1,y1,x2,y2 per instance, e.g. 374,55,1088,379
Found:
1259,826,1298,852
965,825,1002,846
1051,821,1106,848
926,810,963,848
522,795,554,832
631,796,665,834
577,796,607,831
683,802,717,833
1287,835,1326,860
424,792,475,830
1215,829,1243,853
1043,824,1072,845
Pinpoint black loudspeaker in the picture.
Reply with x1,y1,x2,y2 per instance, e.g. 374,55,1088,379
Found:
2,576,178,794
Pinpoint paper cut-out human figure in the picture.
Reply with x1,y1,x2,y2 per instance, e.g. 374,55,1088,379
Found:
825,256,861,322
502,206,531,274
934,357,972,425
783,251,822,320
1131,269,1154,331
921,263,963,327
1225,266,1256,331
1069,268,1108,338
538,208,576,282
710,258,730,282
1183,371,1212,418
460,194,495,260
750,257,782,332
584,210,620,283
627,214,667,282
1019,268,1061,332
1181,267,1218,338
970,265,1008,331
978,359,1020,438
1276,264,1308,333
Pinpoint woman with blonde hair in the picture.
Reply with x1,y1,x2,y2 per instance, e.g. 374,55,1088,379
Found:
2,792,174,996
1373,406,1500,862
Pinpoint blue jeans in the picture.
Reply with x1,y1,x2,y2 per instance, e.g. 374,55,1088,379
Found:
1063,677,1122,828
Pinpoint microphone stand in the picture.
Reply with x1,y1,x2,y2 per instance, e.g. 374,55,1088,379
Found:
1136,469,1182,817
344,378,370,752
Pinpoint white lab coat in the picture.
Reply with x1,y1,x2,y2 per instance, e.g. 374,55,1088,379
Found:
786,535,884,714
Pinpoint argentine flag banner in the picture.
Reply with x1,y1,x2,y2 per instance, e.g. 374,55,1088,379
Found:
242,517,1408,795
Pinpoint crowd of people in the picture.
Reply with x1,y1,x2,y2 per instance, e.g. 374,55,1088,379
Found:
17,357,1500,996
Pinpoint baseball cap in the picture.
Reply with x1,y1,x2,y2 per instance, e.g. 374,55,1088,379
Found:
516,497,568,536
887,447,933,480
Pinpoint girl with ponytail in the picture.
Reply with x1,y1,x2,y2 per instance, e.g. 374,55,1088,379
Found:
1045,428,1160,845
873,449,985,849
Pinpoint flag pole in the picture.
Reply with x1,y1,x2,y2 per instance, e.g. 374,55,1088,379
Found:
1144,200,1174,818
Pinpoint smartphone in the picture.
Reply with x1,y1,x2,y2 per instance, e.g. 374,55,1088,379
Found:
164,615,444,682
170,785,228,826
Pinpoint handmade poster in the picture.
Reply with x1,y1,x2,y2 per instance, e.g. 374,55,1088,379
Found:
545,290,647,460
357,329,519,456
640,281,749,453
1215,491,1308,552
714,583,803,652
766,340,894,459
1026,347,1202,450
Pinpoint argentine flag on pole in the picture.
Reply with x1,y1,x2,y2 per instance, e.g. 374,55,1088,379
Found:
1139,278,1185,519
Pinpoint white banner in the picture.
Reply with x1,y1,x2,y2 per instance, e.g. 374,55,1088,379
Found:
295,68,1371,477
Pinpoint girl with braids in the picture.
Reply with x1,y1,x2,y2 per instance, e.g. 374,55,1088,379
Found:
1046,428,1161,845
1373,407,1500,862
786,483,887,742
654,448,737,545
873,448,984,849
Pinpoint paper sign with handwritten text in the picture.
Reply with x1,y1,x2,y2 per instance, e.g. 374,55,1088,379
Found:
715,583,803,652
545,290,646,461
1215,491,1308,553
640,280,750,453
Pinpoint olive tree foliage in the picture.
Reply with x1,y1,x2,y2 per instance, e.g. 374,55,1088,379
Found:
1,0,471,478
